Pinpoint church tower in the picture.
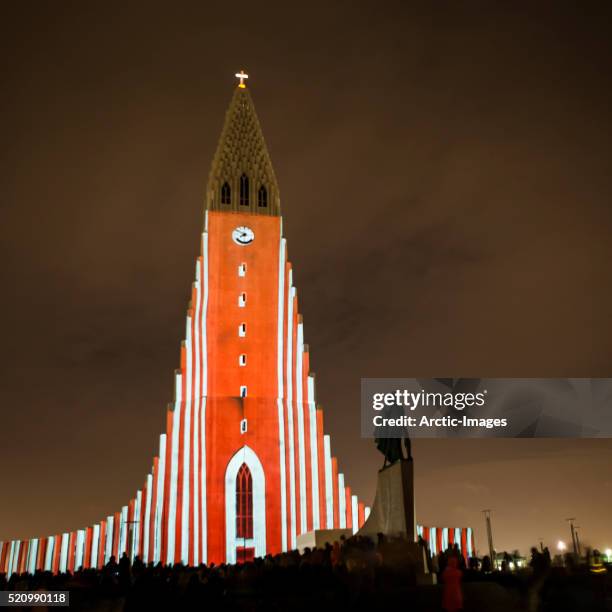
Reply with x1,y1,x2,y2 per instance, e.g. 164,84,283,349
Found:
192,75,369,563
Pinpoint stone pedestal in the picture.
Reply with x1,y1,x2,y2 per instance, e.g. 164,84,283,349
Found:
358,459,436,585
359,459,416,540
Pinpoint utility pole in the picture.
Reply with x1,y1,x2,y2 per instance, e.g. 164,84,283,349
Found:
482,509,496,569
566,518,578,556
574,527,582,558
538,538,544,552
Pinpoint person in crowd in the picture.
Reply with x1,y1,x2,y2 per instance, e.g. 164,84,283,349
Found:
441,556,463,612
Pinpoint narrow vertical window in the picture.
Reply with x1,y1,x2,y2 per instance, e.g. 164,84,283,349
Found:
238,263,247,277
239,354,247,366
258,185,268,208
240,385,248,398
236,463,253,538
240,174,249,206
221,182,231,204
238,323,247,337
238,293,247,307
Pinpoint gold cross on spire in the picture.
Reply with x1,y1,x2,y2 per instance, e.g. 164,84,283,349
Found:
235,70,249,88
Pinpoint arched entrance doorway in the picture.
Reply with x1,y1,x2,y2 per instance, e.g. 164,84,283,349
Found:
224,445,266,563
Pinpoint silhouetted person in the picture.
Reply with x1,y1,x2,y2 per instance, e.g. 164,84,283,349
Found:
438,549,448,575
442,556,463,612
528,546,550,612
101,555,119,594
452,544,466,570
331,541,342,568
529,547,548,579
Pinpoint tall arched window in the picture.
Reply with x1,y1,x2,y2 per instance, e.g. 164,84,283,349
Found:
236,463,253,538
240,174,249,206
221,182,231,205
258,185,268,208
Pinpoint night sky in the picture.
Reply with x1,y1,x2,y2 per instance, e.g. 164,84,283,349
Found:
1,2,612,556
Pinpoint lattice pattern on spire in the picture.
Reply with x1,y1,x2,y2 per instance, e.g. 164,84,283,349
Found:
206,88,280,215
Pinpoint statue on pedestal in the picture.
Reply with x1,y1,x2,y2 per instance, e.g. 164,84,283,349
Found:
374,402,412,468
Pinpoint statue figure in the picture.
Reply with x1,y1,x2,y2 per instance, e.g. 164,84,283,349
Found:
374,403,413,468
375,435,412,468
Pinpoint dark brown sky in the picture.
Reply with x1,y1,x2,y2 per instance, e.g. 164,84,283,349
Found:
1,1,611,555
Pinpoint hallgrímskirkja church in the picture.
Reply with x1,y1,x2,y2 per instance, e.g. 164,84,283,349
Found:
0,73,473,575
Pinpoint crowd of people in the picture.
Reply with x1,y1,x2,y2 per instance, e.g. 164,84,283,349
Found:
0,535,609,611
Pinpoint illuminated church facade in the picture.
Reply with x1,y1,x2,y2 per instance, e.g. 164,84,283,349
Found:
0,75,474,575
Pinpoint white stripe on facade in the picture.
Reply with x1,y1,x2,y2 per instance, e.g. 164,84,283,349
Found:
323,435,334,528
119,506,128,556
91,525,100,569
167,373,182,564
59,533,69,573
154,434,166,564
199,398,207,564
200,234,209,564
338,474,346,529
182,318,192,565
192,390,200,566
133,491,142,560
7,541,16,576
285,275,297,548
351,496,359,534
467,528,473,557
276,236,287,551
28,539,38,574
295,322,307,534
193,269,202,566
431,527,438,555
105,516,113,564
307,376,320,529
75,530,85,570
200,236,209,398
44,537,54,572
143,474,153,562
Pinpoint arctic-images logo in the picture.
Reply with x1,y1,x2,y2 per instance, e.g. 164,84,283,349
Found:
372,389,488,412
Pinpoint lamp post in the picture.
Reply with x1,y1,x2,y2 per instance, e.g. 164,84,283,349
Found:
574,527,582,558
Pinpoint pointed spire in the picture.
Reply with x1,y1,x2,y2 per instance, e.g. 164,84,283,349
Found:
206,78,280,215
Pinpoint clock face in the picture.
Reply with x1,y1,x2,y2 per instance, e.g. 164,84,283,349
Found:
232,226,255,246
